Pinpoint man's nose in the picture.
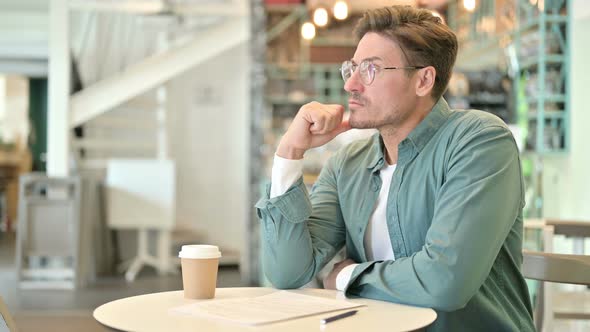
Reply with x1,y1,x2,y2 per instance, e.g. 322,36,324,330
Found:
344,70,364,94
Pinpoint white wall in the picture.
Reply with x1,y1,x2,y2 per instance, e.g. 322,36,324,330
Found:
167,41,249,257
542,1,590,220
0,75,30,145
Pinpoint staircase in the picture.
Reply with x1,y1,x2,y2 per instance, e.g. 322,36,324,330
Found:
0,1,249,283
67,3,247,169
0,0,249,169
65,2,248,270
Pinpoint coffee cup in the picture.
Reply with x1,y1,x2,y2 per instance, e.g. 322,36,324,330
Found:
179,245,221,299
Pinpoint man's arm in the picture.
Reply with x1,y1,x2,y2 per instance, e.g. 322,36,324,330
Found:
256,153,347,288
256,101,351,289
343,125,524,311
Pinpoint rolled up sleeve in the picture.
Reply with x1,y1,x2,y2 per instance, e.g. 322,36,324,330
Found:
256,154,347,289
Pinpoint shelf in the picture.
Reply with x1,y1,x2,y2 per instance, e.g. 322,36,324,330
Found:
266,96,314,105
513,0,570,154
526,94,567,105
527,111,565,120
466,94,507,105
517,14,568,33
521,149,568,156
519,54,565,71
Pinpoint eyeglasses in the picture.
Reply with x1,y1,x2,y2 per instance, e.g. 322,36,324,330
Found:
340,59,426,86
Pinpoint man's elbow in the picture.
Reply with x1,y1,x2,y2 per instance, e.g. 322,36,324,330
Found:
429,285,473,311
431,295,470,311
268,278,301,290
263,269,310,290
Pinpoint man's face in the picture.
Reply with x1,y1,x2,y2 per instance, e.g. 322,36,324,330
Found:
344,32,419,130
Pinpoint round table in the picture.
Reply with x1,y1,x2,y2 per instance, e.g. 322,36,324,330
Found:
94,287,436,331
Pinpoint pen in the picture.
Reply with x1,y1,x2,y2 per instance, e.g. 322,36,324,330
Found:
320,310,358,324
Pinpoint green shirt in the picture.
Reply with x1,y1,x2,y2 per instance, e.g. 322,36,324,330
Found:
255,98,535,331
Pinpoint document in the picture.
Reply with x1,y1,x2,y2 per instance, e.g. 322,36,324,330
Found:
171,290,365,326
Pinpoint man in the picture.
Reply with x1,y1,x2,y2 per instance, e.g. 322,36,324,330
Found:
255,5,535,331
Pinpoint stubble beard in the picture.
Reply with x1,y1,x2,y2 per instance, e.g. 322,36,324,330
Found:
349,109,378,129
348,91,409,130
349,104,405,131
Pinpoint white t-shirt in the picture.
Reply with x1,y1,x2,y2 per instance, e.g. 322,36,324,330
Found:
270,155,396,291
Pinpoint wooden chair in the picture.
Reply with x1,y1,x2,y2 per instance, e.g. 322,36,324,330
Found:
523,220,590,332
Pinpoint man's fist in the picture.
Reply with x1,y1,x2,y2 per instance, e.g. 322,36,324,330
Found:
276,102,351,160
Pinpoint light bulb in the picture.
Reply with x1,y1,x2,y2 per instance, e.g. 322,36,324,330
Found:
333,1,348,20
463,0,476,12
313,8,329,27
301,22,316,40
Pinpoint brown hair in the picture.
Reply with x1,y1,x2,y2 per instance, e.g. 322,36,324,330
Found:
354,6,458,100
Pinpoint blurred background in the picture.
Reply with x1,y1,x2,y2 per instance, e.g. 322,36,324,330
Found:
0,0,588,331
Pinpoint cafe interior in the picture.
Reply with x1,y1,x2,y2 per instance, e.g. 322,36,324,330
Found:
0,0,589,331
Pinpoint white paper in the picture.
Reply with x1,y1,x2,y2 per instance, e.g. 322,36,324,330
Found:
171,290,364,326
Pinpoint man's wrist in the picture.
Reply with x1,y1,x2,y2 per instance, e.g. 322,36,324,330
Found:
276,142,305,160
270,155,304,198
336,264,358,291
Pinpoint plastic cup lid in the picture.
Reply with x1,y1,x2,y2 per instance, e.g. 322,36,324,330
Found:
179,245,221,259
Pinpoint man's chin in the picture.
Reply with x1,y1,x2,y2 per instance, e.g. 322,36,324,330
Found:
349,119,377,129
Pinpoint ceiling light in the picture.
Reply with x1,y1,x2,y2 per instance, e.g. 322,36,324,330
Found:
313,8,329,27
333,1,348,20
301,22,316,40
463,0,476,12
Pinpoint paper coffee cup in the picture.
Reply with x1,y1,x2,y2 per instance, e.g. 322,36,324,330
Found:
179,245,221,299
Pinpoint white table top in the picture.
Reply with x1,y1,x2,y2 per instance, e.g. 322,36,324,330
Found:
93,287,436,332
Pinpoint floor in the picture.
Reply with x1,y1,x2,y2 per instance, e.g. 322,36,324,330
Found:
0,232,246,332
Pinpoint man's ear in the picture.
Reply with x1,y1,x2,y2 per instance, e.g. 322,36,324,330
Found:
415,66,436,97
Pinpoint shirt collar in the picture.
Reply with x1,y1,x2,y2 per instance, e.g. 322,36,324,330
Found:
366,98,452,173
367,133,386,173
404,97,452,153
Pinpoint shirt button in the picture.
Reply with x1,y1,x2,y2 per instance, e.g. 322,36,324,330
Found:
371,185,379,192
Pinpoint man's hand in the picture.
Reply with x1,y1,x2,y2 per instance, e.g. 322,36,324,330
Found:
323,259,356,290
276,102,351,160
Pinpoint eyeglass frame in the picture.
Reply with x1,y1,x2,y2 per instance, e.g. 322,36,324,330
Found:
340,59,426,86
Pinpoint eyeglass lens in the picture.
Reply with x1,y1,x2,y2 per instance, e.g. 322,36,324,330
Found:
340,60,375,85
